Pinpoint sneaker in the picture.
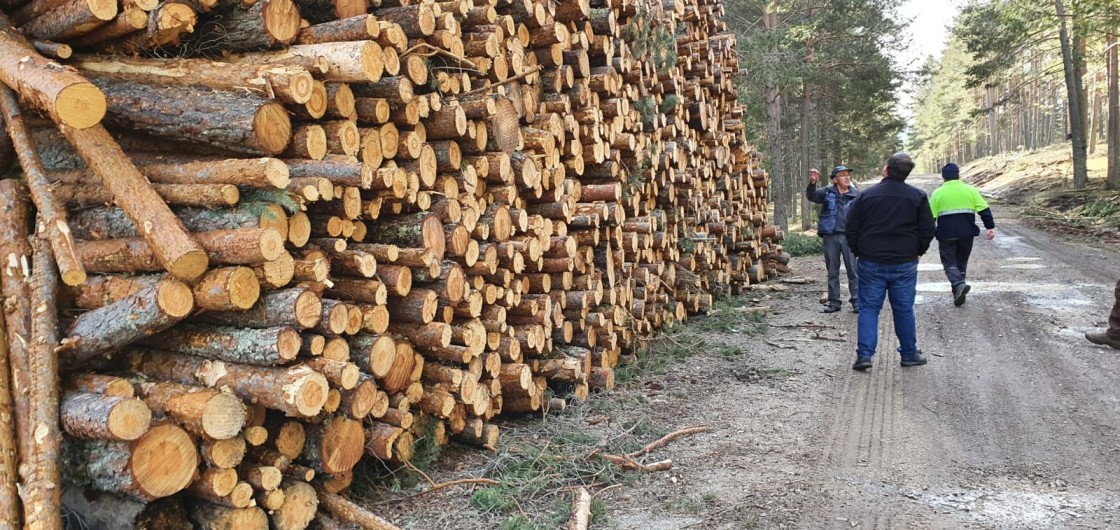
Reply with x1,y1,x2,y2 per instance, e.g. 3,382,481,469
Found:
952,284,971,307
1086,332,1120,350
900,352,928,367
822,306,841,313
852,357,873,371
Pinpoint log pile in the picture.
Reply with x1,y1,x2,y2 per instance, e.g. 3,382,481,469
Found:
0,0,784,525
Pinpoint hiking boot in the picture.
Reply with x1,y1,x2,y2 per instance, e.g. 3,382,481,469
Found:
822,306,841,313
1085,332,1120,350
900,352,928,367
852,357,873,371
952,283,971,307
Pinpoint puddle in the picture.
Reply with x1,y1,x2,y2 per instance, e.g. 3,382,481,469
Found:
914,281,1094,310
918,263,944,272
1005,257,1042,262
1000,264,1046,270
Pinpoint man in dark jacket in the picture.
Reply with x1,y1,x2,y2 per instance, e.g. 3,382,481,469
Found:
845,152,935,371
929,163,996,306
806,165,860,313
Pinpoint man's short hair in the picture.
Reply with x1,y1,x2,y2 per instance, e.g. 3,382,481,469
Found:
886,152,915,180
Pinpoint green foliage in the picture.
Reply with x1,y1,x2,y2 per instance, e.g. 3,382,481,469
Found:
660,94,681,114
239,188,302,214
781,231,823,256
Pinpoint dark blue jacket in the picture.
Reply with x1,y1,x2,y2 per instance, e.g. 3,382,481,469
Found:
806,182,859,235
844,178,935,264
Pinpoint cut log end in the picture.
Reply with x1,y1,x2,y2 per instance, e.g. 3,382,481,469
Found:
134,423,199,498
254,102,294,155
61,267,88,286
56,82,108,130
169,249,210,282
203,392,250,440
228,267,262,310
158,279,196,318
108,398,153,441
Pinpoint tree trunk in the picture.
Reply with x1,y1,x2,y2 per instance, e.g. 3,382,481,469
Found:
1055,0,1089,189
1108,29,1119,189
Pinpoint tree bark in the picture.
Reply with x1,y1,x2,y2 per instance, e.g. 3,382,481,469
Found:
1108,29,1119,189
143,324,301,366
315,486,401,530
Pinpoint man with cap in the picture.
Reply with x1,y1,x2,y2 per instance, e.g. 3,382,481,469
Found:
806,165,860,313
929,162,995,306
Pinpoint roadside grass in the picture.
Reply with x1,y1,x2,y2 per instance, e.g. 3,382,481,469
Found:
349,293,779,529
781,232,824,256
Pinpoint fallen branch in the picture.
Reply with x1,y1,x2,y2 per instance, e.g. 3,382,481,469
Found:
568,487,591,530
451,66,542,99
598,453,672,472
626,425,707,458
771,323,838,329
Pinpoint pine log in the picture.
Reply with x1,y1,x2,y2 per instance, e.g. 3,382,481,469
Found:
303,357,360,389
200,286,322,330
24,241,68,530
53,182,240,209
188,0,300,51
144,324,300,366
137,381,246,440
62,423,198,501
0,13,106,129
302,416,364,475
346,334,395,377
61,391,151,441
315,487,401,530
65,373,134,397
90,77,292,156
75,227,284,273
270,480,318,530
0,87,85,285
188,467,239,499
128,351,329,418
187,503,269,530
71,54,315,105
0,206,21,530
229,41,385,83
61,276,193,370
19,0,118,42
59,124,209,280
338,376,376,420
268,419,306,460
296,14,378,45
200,437,247,469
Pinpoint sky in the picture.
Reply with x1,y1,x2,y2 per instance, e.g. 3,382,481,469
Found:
894,0,963,121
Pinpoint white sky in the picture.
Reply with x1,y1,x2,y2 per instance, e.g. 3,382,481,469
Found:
894,0,962,121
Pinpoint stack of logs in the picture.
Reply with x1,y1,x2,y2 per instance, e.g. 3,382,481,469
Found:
0,0,784,525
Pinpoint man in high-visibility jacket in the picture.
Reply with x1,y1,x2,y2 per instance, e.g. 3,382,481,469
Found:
929,163,995,306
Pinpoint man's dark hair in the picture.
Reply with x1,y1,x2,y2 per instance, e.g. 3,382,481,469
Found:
885,152,915,180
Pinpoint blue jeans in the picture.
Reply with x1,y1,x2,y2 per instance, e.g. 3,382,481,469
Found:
855,259,920,360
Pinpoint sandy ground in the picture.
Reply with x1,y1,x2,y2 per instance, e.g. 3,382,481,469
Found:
367,174,1120,529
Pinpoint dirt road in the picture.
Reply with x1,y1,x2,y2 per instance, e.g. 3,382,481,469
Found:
798,174,1120,529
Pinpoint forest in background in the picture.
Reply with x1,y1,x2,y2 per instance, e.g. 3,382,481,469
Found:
724,0,906,231
737,0,1120,233
908,0,1119,191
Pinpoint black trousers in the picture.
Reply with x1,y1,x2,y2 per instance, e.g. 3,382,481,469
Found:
938,238,974,287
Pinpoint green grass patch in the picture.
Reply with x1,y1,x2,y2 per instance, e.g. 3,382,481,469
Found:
782,231,824,256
